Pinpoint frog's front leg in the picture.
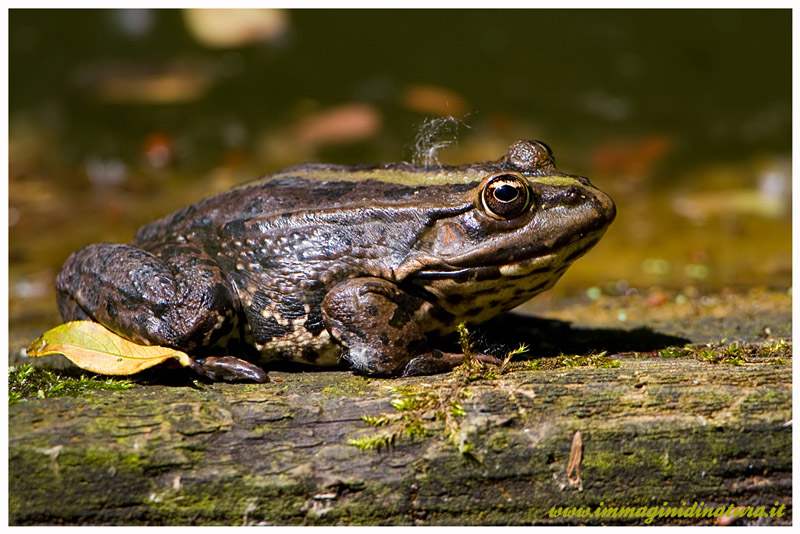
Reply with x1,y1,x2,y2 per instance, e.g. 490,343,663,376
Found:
55,243,268,383
322,277,478,377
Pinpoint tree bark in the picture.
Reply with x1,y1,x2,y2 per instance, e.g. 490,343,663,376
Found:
9,344,791,525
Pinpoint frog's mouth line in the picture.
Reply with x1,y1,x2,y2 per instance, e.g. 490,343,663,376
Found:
413,254,555,281
412,228,605,282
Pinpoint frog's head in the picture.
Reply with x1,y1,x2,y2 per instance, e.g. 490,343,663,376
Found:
401,140,616,323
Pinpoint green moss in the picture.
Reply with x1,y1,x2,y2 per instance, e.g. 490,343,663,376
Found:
320,376,373,398
79,445,142,470
8,363,134,405
661,339,794,366
488,432,510,452
658,347,690,358
348,432,396,451
348,382,474,455
761,338,792,359
518,351,620,372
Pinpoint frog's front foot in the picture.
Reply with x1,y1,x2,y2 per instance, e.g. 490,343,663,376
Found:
189,356,270,383
323,277,501,377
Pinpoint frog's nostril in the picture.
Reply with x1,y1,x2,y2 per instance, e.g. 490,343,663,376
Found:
595,191,617,222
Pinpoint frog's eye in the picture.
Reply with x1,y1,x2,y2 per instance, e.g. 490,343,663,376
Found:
481,172,532,219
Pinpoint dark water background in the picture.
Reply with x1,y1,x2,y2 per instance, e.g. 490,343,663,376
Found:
8,9,791,343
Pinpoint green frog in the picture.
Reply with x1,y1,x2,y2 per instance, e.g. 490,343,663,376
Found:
56,140,615,382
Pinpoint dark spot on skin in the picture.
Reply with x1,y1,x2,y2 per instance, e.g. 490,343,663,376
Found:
314,181,357,201
428,305,455,325
526,279,552,294
394,291,426,314
276,293,307,320
235,275,249,290
362,281,384,292
472,286,501,298
104,300,118,320
448,271,473,284
266,176,312,188
388,305,410,329
523,266,554,277
206,282,235,312
221,219,246,237
173,203,200,222
383,185,425,200
447,182,480,193
190,216,213,230
465,306,484,317
134,313,150,333
118,292,144,311
243,197,264,216
305,279,325,292
249,291,271,314
251,315,293,344
348,324,367,343
475,266,502,282
488,299,502,308
245,250,279,270
303,304,326,336
445,294,465,306
151,301,170,317
379,333,391,345
365,304,379,317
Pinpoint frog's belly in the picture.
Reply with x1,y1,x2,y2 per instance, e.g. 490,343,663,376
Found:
252,326,343,367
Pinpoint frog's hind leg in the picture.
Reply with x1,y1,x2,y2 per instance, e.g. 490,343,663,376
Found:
56,243,268,382
56,242,242,356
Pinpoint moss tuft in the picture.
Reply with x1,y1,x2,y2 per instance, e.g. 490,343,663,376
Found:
8,363,134,405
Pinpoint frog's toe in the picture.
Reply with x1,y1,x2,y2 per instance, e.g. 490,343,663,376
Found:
401,351,503,377
190,356,270,383
473,353,504,366
401,351,465,376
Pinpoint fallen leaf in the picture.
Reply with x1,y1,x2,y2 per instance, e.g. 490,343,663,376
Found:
27,321,192,376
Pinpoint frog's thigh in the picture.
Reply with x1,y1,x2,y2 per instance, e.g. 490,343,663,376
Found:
56,243,239,351
322,277,439,377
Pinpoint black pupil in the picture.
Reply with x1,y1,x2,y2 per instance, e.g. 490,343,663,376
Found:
494,183,519,202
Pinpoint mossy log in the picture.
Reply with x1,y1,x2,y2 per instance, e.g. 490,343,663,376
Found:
9,338,791,525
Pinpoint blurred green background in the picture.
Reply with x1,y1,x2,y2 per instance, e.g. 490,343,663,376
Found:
8,9,791,343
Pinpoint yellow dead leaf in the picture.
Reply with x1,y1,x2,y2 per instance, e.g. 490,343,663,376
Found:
27,321,193,376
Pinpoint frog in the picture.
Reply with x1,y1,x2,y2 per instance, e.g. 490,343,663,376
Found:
55,140,615,383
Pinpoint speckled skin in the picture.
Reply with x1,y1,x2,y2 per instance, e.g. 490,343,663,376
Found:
56,141,616,381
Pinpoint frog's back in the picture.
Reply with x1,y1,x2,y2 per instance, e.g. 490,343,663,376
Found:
132,162,490,249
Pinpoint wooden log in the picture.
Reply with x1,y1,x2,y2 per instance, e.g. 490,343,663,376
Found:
9,339,791,525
